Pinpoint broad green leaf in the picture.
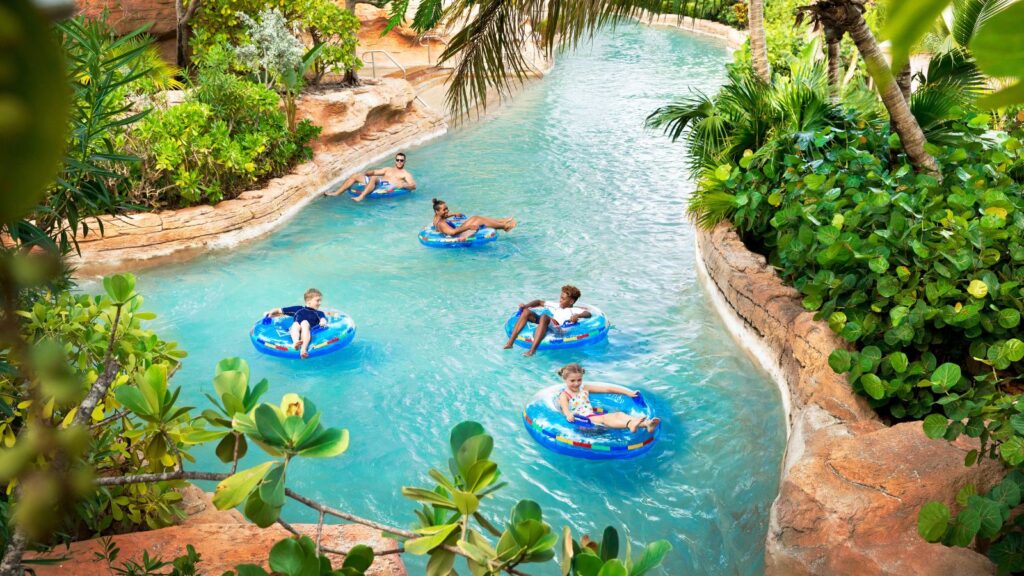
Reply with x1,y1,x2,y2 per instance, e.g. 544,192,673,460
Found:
457,434,494,473
269,536,319,576
342,544,374,572
917,502,950,542
828,349,852,373
803,173,826,190
214,370,248,415
402,487,457,509
244,488,282,528
114,385,154,418
1005,339,1024,362
980,81,1024,109
861,374,885,400
599,526,618,562
816,225,840,246
948,506,981,547
216,433,247,464
450,421,486,455
989,532,1024,573
426,549,455,576
889,352,908,374
930,363,962,391
296,427,349,458
998,309,1021,329
452,490,479,516
103,273,136,304
212,461,275,510
991,480,1021,509
715,164,732,181
630,540,672,576
259,463,286,508
968,280,989,299
254,404,289,447
511,500,543,525
465,460,498,493
922,414,948,439
970,2,1024,78
969,495,1005,539
406,523,459,555
511,519,547,547
1001,437,1024,466
597,559,627,576
574,554,604,576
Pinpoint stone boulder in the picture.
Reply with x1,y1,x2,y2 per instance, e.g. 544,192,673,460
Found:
297,78,416,145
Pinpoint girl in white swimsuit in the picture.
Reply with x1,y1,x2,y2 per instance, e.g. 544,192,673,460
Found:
556,363,661,434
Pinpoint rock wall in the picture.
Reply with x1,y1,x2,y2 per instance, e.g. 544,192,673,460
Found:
78,0,178,61
695,222,1001,575
68,79,446,274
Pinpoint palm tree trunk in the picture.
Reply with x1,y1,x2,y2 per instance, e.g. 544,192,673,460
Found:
845,12,939,177
748,0,770,82
825,31,841,101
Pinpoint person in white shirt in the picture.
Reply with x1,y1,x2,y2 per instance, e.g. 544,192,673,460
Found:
503,285,592,357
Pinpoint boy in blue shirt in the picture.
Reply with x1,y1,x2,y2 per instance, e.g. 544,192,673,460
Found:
265,288,327,359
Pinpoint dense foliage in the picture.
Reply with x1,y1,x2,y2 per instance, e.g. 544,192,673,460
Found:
127,43,319,207
191,0,361,83
652,3,1024,568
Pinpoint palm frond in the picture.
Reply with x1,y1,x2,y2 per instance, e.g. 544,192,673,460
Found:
645,91,715,142
952,0,1017,47
433,0,730,120
688,189,737,229
911,84,965,145
921,47,987,98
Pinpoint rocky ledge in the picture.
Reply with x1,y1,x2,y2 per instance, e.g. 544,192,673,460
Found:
68,79,446,274
27,486,407,575
696,222,1002,575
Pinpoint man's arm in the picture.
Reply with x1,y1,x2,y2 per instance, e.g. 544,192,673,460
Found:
519,299,544,310
405,172,417,190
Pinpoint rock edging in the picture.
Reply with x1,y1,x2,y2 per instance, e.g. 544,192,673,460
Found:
68,79,446,274
695,222,1000,575
637,12,748,50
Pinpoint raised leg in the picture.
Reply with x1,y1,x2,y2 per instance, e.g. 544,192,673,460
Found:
353,175,378,202
525,314,551,357
327,173,364,196
504,310,539,350
289,321,302,349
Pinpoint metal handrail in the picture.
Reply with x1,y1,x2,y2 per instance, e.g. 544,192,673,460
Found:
361,49,407,80
360,49,432,110
418,34,450,67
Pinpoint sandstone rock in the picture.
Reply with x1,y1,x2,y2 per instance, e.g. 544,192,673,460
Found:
298,79,415,144
697,222,999,574
354,2,389,22
28,523,406,575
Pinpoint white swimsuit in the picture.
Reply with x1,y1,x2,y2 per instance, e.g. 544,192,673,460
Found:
543,301,584,325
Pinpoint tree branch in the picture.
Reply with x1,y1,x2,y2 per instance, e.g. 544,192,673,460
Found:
94,471,533,575
72,304,123,428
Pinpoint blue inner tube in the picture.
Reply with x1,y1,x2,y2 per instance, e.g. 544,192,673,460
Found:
346,181,412,199
250,311,356,359
504,305,609,350
523,384,658,459
419,216,498,248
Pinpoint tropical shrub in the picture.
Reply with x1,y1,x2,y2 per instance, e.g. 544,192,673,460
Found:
191,0,361,84
127,49,319,208
654,55,1024,571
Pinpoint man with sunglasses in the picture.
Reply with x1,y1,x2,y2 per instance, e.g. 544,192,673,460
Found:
328,152,417,202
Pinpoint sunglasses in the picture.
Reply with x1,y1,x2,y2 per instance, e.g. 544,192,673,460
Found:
395,158,406,163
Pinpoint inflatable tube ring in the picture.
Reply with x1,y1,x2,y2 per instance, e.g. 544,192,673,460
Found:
419,216,498,248
250,310,357,359
504,305,609,350
522,384,658,459
346,181,412,199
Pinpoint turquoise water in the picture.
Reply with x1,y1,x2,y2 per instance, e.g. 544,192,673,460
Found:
121,24,786,574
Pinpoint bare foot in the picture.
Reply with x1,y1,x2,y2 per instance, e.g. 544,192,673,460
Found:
627,418,642,433
300,349,309,359
644,417,661,433
504,218,517,232
293,340,302,350
523,350,535,357
352,195,365,202
503,342,514,350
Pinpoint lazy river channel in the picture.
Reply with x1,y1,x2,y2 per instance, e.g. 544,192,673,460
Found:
126,24,786,574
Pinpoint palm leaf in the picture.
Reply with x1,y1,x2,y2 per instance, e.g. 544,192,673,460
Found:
429,0,729,119
952,0,1017,47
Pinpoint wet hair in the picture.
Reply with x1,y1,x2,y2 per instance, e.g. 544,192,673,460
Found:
557,362,585,379
396,152,406,160
432,198,446,213
561,285,581,304
304,288,322,301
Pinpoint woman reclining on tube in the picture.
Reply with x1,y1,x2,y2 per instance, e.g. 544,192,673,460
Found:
557,363,661,433
432,198,516,238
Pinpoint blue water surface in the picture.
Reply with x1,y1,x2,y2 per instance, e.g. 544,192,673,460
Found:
117,24,786,575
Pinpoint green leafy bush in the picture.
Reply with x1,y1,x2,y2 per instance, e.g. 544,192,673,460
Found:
128,51,319,207
191,0,361,84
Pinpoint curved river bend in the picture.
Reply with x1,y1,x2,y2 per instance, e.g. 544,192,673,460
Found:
130,24,786,574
